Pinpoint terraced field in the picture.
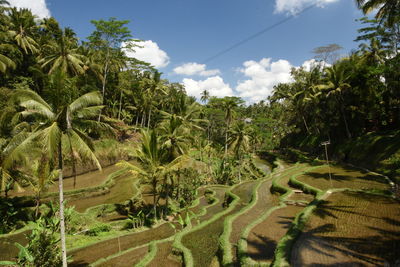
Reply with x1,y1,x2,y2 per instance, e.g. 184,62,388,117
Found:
296,164,390,191
3,159,398,267
69,186,225,266
180,181,257,266
0,229,30,262
240,165,310,265
291,191,400,266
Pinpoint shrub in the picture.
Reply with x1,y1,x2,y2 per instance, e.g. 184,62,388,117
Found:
85,224,112,236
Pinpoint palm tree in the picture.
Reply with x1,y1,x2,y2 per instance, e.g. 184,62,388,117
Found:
359,37,387,65
0,46,16,73
221,98,239,157
228,121,251,182
140,70,165,128
355,0,400,27
8,8,39,54
15,89,106,267
200,89,210,104
28,156,59,218
117,130,167,219
317,63,352,139
118,130,187,219
0,132,30,197
159,115,192,162
39,28,86,76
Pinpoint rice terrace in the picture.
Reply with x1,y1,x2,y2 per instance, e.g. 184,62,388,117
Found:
0,0,399,266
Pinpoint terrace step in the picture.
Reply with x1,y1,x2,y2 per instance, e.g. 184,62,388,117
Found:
69,186,224,266
291,191,400,266
86,186,228,266
179,180,259,267
222,178,279,265
238,164,313,266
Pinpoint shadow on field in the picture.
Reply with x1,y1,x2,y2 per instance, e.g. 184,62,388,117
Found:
244,233,277,261
293,223,400,266
305,172,349,183
277,216,298,229
312,200,355,219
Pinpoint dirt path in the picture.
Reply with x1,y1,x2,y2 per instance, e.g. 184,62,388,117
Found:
291,191,400,266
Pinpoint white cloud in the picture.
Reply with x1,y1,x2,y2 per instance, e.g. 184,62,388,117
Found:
174,62,220,77
301,58,331,71
182,76,234,100
124,40,170,68
274,0,339,15
235,58,293,103
8,0,51,18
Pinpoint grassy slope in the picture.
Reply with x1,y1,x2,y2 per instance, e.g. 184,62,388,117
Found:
336,130,400,183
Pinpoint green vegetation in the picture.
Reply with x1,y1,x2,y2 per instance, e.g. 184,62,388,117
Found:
0,0,398,266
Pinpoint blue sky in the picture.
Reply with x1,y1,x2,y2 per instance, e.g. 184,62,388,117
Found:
8,0,367,103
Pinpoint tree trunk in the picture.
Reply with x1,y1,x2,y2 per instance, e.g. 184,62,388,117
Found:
135,112,139,132
58,142,68,267
35,195,40,218
118,90,123,121
152,178,157,220
340,105,351,139
141,112,145,127
147,108,152,128
98,49,110,122
302,115,311,134
225,129,228,158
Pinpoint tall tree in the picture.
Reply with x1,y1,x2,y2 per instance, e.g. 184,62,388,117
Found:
39,28,86,76
317,63,353,139
355,0,400,27
8,8,39,54
200,89,210,104
87,17,133,112
15,89,106,267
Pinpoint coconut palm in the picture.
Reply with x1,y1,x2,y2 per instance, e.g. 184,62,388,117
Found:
117,130,187,219
14,89,106,267
159,114,192,162
317,63,352,139
0,132,30,197
117,130,166,219
8,8,39,54
228,121,251,182
355,0,400,27
221,98,239,157
359,37,387,65
39,28,86,76
0,47,16,73
200,89,210,104
28,156,58,218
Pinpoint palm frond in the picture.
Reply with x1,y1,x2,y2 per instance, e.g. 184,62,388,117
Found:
13,89,53,112
19,99,55,120
69,91,102,113
68,129,101,171
37,122,62,163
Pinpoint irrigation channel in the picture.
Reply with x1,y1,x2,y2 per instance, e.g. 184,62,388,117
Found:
1,157,399,266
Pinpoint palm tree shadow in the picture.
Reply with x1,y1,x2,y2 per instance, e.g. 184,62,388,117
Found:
244,233,277,261
293,223,400,266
